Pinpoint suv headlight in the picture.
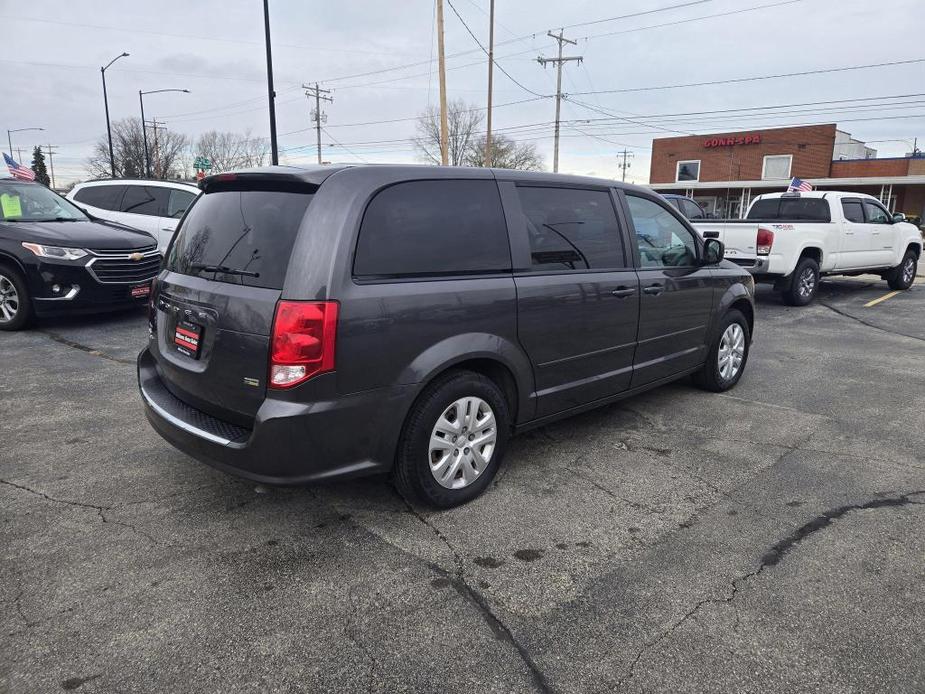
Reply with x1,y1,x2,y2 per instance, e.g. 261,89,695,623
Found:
21,243,88,261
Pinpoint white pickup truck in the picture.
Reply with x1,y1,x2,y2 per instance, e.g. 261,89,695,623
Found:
693,191,922,305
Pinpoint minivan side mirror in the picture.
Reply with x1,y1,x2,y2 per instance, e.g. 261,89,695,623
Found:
892,212,906,223
702,238,725,265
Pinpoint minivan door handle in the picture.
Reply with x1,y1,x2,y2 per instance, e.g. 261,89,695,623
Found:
611,286,636,298
643,284,664,295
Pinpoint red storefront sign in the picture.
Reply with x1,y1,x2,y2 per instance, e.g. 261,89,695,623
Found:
704,134,762,147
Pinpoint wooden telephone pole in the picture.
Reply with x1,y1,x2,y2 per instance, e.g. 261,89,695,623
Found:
303,83,333,164
436,0,449,165
537,30,582,173
484,0,495,167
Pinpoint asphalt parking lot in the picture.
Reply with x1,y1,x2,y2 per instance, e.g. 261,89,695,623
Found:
2,274,924,693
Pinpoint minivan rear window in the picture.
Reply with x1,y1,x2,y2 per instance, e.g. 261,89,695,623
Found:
746,197,830,222
354,180,510,278
165,190,312,289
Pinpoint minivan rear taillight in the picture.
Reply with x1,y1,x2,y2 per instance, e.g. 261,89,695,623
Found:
269,301,338,389
756,227,775,255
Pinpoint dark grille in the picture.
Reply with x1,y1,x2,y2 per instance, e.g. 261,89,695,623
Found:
88,252,162,284
92,244,157,257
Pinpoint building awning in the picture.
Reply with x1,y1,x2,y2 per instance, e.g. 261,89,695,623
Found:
650,175,925,191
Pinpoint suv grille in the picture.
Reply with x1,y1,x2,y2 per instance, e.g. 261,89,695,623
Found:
87,248,162,284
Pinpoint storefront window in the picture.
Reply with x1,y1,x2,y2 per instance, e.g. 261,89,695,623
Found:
676,160,700,182
762,155,792,180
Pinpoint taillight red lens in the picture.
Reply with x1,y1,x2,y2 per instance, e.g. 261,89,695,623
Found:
756,227,775,255
269,300,338,389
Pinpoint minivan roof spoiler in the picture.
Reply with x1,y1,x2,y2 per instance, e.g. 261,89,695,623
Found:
199,165,348,193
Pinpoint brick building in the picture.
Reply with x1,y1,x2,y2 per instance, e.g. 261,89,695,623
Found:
649,123,925,221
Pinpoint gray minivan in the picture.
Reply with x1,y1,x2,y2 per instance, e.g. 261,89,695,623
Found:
139,165,755,507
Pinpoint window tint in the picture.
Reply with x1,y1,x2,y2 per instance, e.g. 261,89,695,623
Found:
682,199,704,220
74,184,125,211
165,190,312,290
626,194,698,268
746,197,830,222
121,186,169,216
354,180,510,277
863,200,890,224
842,200,864,223
517,186,625,271
167,189,197,218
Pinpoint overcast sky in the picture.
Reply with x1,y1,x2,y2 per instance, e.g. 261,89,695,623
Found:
2,0,923,185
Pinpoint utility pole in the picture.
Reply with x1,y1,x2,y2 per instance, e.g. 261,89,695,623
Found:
484,0,495,167
148,119,167,178
45,144,59,189
303,83,333,165
537,30,582,173
263,0,279,165
436,0,449,165
616,149,634,182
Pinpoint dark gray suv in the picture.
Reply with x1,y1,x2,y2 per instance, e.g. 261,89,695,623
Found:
138,165,755,507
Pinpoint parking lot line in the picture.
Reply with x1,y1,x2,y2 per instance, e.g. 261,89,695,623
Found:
864,291,900,308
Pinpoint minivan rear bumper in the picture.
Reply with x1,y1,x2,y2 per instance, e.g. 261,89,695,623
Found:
138,347,412,485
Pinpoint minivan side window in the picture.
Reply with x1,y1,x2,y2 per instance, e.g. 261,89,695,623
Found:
354,180,510,278
625,194,699,268
682,199,704,220
842,200,864,223
121,186,169,216
74,184,126,211
517,186,626,271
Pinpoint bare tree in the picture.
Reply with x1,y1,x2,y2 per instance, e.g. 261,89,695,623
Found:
464,134,544,171
414,100,484,166
86,117,188,180
194,130,269,172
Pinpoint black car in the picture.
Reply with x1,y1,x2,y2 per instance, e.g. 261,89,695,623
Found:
139,165,755,507
0,179,161,330
661,193,708,220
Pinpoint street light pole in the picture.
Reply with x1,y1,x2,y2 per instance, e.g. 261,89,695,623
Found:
263,0,279,165
7,127,45,159
138,89,189,178
102,52,129,178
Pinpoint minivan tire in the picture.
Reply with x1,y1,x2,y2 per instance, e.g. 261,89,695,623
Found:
782,257,820,306
394,370,510,508
692,309,750,393
886,250,917,290
0,264,31,331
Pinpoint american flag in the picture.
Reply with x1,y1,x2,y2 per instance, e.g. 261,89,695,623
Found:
3,153,36,181
787,177,812,192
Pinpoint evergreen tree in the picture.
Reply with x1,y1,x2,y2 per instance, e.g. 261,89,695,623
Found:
31,146,50,186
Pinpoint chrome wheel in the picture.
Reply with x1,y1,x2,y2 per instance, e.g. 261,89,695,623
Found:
718,323,746,382
429,396,497,490
902,256,915,285
0,275,19,324
797,266,816,298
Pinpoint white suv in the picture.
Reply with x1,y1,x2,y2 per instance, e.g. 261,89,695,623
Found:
68,180,200,252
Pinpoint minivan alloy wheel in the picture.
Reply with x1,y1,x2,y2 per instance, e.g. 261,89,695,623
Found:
0,275,20,323
429,396,497,489
718,323,745,381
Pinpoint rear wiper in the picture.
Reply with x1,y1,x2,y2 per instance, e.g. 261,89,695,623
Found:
191,264,260,278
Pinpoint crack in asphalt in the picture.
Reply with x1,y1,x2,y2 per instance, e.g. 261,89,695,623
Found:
344,584,382,694
35,329,136,364
615,489,925,691
0,478,174,548
393,488,555,694
817,300,925,343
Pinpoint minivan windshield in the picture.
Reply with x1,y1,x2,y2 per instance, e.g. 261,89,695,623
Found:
165,189,313,290
0,181,88,222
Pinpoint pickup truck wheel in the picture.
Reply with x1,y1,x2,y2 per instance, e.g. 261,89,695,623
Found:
782,257,819,306
693,309,750,392
0,265,31,331
394,370,510,508
887,251,917,290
